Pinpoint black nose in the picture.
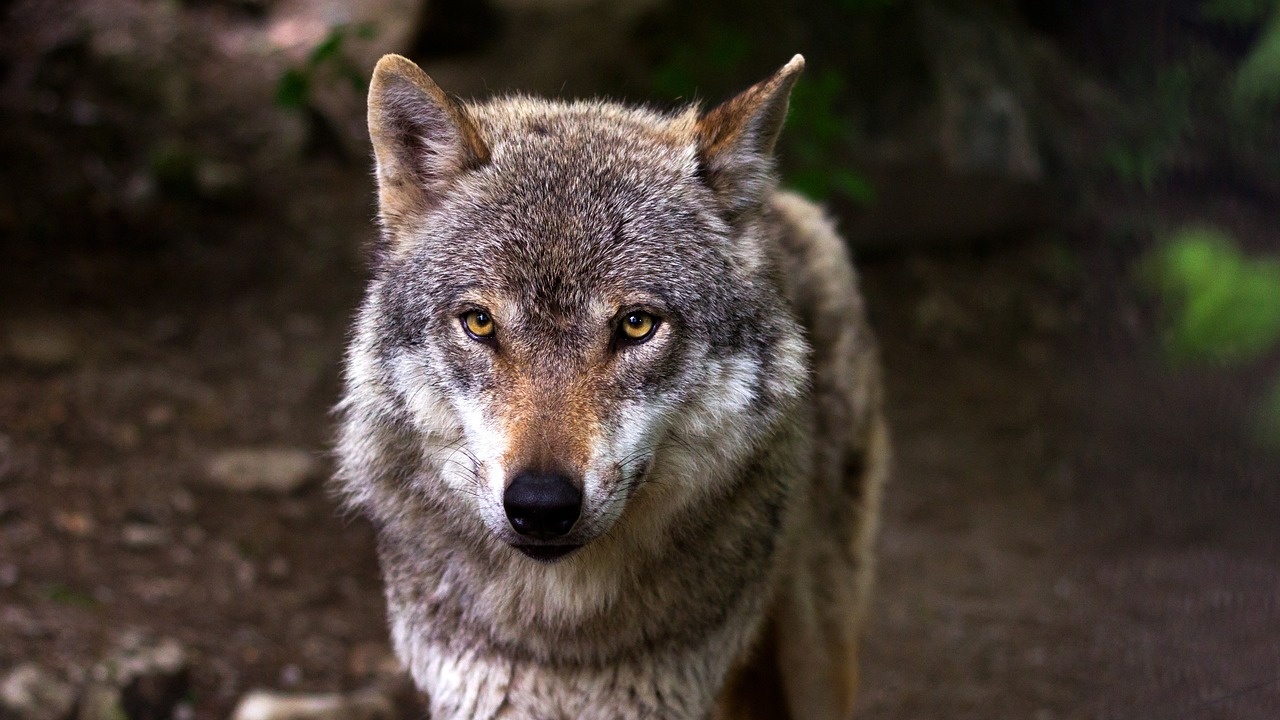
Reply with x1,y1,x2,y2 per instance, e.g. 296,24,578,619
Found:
503,471,582,539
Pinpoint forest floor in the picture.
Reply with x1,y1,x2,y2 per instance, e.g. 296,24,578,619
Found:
3,1,1280,719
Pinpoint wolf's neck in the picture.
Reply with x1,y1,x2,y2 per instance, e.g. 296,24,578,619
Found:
394,597,755,720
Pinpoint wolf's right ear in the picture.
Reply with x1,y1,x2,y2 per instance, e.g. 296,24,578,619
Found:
367,54,489,238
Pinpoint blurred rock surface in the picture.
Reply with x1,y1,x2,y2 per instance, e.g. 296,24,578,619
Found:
2,320,80,369
77,636,190,720
202,448,320,494
228,689,395,720
0,665,76,720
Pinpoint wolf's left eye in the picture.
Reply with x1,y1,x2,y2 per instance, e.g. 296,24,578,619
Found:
617,311,659,344
461,310,496,340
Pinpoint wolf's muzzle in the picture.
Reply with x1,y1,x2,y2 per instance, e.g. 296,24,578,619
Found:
503,470,582,540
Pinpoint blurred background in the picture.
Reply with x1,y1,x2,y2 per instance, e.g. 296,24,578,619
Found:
1,0,1279,718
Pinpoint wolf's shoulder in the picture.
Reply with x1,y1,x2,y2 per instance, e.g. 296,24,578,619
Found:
766,190,865,322
766,189,881,435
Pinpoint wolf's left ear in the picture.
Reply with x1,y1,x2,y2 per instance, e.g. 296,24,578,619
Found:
367,54,490,240
695,54,804,219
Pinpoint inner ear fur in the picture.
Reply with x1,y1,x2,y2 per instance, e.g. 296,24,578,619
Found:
367,54,489,240
695,54,805,219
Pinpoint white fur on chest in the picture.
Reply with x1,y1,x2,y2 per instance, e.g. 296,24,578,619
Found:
394,613,756,720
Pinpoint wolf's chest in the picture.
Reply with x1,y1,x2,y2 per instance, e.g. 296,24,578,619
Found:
409,637,748,720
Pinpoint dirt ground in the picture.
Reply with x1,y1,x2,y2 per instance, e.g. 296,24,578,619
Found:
3,2,1280,719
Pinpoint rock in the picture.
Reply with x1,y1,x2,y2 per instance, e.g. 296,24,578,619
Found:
919,3,1043,182
277,665,301,688
120,523,168,550
1,606,50,640
169,489,196,516
74,684,127,720
264,556,290,581
0,433,16,484
3,319,79,369
914,288,976,348
194,160,246,203
202,449,320,495
833,2,1065,249
143,404,176,430
228,689,395,720
346,643,402,683
0,664,76,720
52,511,96,539
78,637,190,720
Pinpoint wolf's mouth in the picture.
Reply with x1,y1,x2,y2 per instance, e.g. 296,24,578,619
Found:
513,544,582,562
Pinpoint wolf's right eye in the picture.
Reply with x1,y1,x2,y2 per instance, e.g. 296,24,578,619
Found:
461,310,496,340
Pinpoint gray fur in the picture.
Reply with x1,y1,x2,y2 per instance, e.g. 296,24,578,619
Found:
335,54,888,720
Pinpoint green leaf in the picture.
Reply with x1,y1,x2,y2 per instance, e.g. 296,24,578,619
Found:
1147,228,1280,364
45,583,100,609
308,28,346,66
787,71,848,145
787,168,833,201
705,28,750,73
651,63,698,100
344,65,369,93
149,143,199,198
1233,12,1280,109
1202,0,1272,24
275,68,310,108
830,168,877,205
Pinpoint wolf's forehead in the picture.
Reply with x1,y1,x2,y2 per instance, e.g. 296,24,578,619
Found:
412,102,726,304
420,187,721,322
446,146,714,270
469,98,698,150
471,102,698,187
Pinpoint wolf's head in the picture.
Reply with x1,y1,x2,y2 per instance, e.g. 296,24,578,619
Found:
341,55,810,565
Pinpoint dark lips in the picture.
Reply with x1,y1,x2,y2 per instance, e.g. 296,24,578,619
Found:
514,544,582,562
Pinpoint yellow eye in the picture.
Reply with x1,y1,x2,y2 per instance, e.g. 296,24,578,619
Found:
619,311,658,342
462,310,496,339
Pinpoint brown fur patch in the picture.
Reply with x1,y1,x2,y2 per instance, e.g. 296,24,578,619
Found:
494,362,602,481
695,54,805,164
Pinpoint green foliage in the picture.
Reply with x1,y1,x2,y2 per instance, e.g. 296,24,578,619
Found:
44,583,100,609
1147,226,1280,447
1102,66,1194,191
784,70,875,204
1232,12,1280,109
650,28,749,100
1202,0,1271,25
1203,0,1280,111
1145,227,1280,365
275,23,377,110
275,69,309,109
149,143,199,199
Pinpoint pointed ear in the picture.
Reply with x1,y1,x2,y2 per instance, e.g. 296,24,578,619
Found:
695,54,805,219
367,54,489,238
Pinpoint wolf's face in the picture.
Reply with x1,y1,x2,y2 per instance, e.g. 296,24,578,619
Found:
352,56,809,563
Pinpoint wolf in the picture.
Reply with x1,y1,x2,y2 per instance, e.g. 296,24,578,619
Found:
334,52,889,720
